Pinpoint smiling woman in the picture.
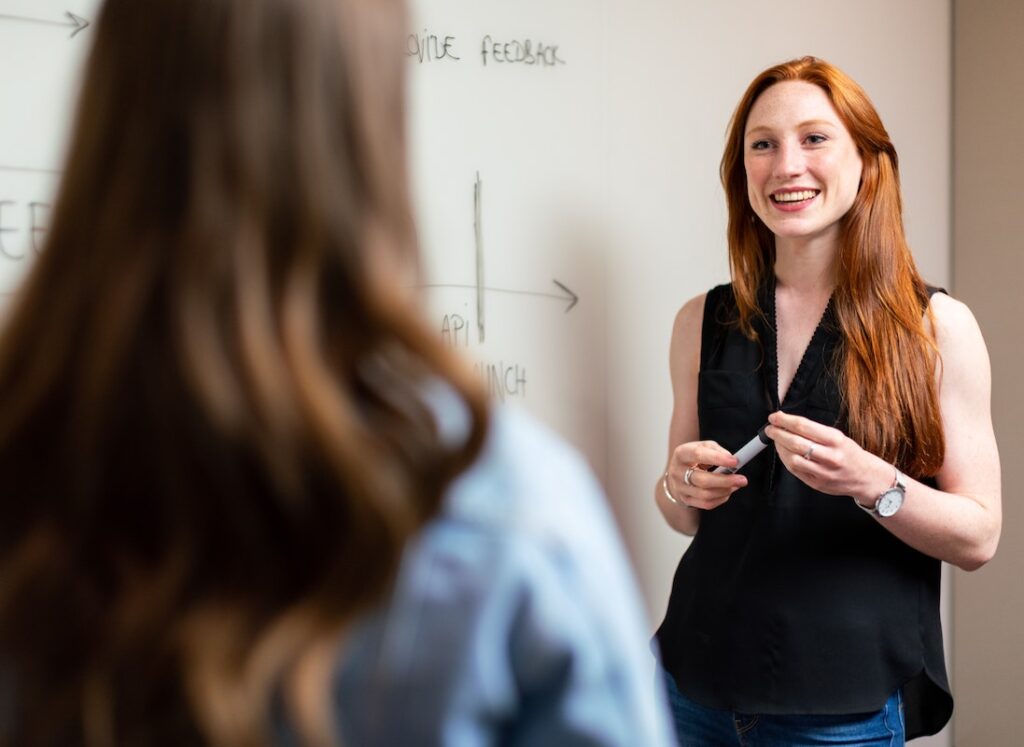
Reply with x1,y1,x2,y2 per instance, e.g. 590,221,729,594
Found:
653,56,1001,746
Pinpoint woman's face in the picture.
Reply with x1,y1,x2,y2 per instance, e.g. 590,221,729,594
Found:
743,80,863,247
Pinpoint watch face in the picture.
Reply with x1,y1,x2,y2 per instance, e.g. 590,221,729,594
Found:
877,488,904,517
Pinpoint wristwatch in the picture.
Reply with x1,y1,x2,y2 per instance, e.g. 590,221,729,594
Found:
854,467,906,518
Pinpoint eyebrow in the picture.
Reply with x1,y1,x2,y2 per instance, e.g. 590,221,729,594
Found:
745,119,838,137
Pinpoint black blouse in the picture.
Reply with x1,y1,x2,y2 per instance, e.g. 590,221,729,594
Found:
655,281,951,740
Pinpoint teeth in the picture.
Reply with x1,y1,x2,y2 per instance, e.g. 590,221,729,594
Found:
773,190,818,203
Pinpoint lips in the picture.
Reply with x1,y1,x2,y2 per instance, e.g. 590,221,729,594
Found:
770,189,820,204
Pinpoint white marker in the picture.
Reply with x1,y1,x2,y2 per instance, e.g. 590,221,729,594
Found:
712,425,771,473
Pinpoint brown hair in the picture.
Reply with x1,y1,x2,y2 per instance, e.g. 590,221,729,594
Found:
720,56,943,476
0,0,488,744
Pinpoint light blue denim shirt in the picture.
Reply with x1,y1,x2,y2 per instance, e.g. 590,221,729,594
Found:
332,404,676,746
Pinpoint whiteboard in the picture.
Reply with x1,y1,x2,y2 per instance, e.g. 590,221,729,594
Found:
0,2,95,299
407,0,610,482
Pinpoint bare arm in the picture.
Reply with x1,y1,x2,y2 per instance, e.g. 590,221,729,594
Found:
654,293,747,535
767,293,1001,570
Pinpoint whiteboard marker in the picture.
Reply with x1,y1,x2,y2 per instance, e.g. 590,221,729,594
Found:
712,424,771,474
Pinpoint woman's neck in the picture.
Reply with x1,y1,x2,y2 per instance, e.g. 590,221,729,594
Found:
773,233,838,295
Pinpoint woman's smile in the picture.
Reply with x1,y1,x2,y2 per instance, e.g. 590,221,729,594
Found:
770,188,821,210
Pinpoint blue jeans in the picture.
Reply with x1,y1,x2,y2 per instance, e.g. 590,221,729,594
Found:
662,670,905,746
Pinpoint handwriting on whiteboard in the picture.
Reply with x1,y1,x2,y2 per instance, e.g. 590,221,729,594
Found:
0,200,50,260
407,30,566,67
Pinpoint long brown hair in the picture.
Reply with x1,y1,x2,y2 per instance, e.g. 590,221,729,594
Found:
720,56,943,476
0,0,488,744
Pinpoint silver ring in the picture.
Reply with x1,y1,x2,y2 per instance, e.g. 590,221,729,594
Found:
684,466,697,486
803,445,815,461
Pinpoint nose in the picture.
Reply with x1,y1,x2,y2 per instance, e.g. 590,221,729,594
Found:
774,141,806,178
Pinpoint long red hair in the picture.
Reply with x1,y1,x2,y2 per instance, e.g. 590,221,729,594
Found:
720,56,943,476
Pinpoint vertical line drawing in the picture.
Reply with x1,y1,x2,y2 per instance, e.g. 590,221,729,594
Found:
474,171,485,343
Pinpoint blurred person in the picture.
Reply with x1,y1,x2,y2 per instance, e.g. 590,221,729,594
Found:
654,57,1000,745
0,1,675,745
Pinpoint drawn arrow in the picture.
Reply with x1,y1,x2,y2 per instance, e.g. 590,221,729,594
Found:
0,10,90,38
442,171,579,343
422,279,579,313
551,279,579,312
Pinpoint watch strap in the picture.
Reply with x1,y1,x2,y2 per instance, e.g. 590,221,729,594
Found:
853,466,902,515
854,497,879,515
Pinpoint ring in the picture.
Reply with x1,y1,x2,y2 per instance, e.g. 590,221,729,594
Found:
803,445,815,461
684,466,697,486
661,473,681,505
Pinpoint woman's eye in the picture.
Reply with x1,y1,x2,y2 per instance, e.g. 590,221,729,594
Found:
805,134,827,145
750,140,771,151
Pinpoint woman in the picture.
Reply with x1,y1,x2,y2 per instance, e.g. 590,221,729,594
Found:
654,57,1000,745
0,1,674,745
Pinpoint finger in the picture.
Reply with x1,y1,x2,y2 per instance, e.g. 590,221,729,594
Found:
666,464,718,499
689,494,733,511
687,466,747,493
765,425,827,463
775,445,824,485
673,441,738,471
680,468,747,511
691,441,740,470
768,411,841,446
684,487,738,511
791,461,824,488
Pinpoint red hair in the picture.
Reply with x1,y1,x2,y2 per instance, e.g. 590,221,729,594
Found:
720,56,943,476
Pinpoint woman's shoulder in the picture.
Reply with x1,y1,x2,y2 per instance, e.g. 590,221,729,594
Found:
926,290,986,352
357,402,628,617
333,406,672,746
673,292,707,335
674,282,733,318
920,291,992,406
670,283,740,361
441,406,609,545
927,287,972,320
404,403,648,637
418,382,612,545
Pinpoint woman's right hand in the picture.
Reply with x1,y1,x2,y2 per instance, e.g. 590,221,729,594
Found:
665,441,747,511
657,295,747,534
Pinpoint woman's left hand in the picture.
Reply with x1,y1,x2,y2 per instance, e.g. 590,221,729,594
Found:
765,411,882,499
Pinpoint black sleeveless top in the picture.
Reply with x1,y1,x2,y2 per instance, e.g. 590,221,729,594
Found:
655,281,952,739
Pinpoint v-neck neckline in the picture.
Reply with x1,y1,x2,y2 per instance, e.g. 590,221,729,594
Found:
762,276,835,411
